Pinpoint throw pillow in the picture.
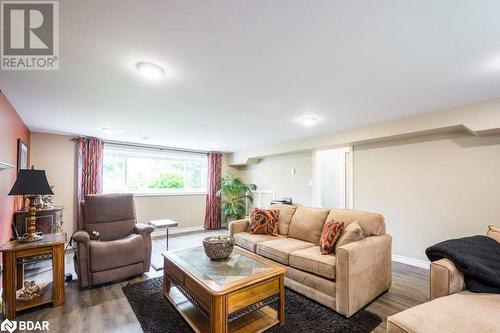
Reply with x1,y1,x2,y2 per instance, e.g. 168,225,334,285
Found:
250,208,280,236
320,220,344,255
487,225,500,242
335,221,363,251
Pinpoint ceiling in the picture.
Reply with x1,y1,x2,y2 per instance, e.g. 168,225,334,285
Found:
2,0,500,152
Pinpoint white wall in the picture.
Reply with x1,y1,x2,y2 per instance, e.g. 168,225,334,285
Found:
236,131,500,264
354,133,500,261
239,153,313,207
314,148,346,208
30,132,236,232
134,194,206,227
30,132,76,234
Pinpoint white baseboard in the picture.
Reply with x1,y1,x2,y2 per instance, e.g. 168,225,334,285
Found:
392,254,430,269
151,225,206,239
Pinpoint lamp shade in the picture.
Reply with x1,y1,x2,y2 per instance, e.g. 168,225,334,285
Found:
8,169,54,195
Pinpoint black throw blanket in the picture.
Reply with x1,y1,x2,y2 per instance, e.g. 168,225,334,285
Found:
426,235,500,294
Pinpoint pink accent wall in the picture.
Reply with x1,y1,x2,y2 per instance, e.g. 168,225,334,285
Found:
0,91,30,286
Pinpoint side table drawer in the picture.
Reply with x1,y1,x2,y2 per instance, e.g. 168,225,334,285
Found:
227,277,280,314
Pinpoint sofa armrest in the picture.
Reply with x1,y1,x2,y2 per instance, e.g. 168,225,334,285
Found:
430,258,465,300
73,230,90,245
229,218,250,237
335,234,392,317
133,223,153,272
134,223,154,235
72,231,91,288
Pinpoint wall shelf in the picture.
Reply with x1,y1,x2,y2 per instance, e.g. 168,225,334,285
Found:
0,161,15,171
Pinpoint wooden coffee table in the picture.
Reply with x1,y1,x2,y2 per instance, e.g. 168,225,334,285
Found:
162,246,286,333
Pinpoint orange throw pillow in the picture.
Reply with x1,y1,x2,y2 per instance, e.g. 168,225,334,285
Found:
320,220,344,254
250,208,280,236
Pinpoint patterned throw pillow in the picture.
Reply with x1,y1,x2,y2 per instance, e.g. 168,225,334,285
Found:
320,220,344,255
250,208,280,236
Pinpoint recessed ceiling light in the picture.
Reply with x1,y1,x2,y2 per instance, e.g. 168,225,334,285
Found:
101,127,115,134
300,116,318,127
142,136,151,140
136,61,165,80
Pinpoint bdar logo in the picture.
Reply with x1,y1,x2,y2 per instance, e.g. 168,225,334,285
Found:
0,319,17,333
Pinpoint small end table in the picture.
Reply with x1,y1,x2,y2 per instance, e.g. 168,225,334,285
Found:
149,219,178,250
0,232,66,319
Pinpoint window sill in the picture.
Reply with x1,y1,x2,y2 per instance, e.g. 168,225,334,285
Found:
132,192,207,197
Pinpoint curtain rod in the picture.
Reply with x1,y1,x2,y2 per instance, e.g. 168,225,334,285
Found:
72,137,209,155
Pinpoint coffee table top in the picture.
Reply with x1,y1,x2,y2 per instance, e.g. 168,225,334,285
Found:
163,246,286,294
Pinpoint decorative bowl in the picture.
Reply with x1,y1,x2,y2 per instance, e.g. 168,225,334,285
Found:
202,236,235,260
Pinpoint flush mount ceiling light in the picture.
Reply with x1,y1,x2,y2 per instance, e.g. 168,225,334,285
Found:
300,116,318,127
136,61,165,80
101,127,115,134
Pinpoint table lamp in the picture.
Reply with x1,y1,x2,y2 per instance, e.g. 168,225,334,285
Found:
8,167,54,242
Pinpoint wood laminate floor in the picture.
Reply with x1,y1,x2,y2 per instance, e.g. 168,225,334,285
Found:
14,231,429,333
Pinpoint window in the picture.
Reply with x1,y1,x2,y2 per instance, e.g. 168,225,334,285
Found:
103,144,208,195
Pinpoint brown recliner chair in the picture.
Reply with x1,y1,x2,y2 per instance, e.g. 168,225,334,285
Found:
73,193,154,288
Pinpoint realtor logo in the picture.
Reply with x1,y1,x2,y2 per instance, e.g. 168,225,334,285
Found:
1,0,59,70
0,319,17,333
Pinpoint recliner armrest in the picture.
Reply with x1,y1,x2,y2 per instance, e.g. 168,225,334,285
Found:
73,230,90,246
430,258,465,300
134,223,154,235
229,218,250,237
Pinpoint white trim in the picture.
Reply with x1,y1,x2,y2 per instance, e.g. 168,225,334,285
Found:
345,146,354,209
312,151,321,207
0,161,14,171
132,192,206,197
392,254,430,269
151,225,206,239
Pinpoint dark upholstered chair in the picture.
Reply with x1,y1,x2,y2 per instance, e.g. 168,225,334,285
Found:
73,193,154,288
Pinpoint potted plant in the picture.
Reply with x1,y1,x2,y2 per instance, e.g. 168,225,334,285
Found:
217,174,257,223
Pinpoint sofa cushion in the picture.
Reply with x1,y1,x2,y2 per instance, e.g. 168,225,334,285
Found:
270,204,297,236
234,232,280,252
326,209,385,237
250,208,280,236
84,193,137,241
288,207,330,245
487,225,500,242
336,221,363,251
89,234,145,272
256,238,315,265
387,291,500,333
290,246,336,280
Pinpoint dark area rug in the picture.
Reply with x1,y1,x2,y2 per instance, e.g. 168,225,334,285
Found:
123,277,382,333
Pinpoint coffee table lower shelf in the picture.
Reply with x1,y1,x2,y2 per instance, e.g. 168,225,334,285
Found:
164,287,279,333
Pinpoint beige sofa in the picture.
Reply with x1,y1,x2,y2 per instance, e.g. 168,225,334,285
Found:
387,228,500,333
229,204,392,318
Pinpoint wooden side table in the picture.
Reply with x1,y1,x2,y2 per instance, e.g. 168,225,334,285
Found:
0,233,66,319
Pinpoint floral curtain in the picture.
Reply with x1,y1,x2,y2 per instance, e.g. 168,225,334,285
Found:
204,152,222,230
76,137,104,229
